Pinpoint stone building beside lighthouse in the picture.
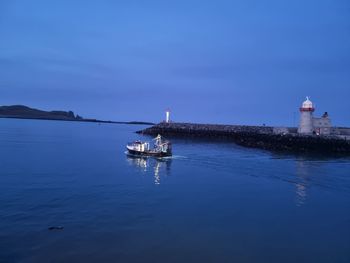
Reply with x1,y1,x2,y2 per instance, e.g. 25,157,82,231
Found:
298,97,332,135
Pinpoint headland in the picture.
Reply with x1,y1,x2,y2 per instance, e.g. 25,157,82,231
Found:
0,105,154,125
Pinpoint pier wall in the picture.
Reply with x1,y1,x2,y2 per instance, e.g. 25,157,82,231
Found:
333,127,350,136
138,122,350,154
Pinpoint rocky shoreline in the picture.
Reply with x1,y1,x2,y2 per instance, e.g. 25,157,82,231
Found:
138,122,350,154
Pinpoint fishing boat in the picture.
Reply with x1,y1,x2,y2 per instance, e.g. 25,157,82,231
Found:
126,134,172,157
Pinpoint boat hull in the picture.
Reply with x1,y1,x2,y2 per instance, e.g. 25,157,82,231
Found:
127,148,172,157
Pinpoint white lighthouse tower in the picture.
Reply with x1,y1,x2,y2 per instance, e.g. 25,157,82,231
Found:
298,97,315,134
165,109,171,123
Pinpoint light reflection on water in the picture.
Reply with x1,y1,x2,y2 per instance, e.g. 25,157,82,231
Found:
126,154,172,185
295,160,310,206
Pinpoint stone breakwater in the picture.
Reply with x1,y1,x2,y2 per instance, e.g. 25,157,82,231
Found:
137,122,350,154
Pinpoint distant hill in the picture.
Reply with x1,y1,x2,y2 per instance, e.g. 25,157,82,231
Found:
0,105,154,125
0,105,82,120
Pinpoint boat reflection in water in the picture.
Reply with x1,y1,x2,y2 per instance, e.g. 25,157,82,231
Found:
126,154,172,185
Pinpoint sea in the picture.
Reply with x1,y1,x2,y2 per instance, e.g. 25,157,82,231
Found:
0,119,349,263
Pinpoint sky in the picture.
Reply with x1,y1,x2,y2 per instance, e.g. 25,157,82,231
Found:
0,0,349,126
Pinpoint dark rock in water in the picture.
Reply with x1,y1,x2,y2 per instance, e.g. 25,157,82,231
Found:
48,226,64,230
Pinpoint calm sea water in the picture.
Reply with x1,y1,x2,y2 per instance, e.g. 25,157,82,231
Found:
0,119,349,263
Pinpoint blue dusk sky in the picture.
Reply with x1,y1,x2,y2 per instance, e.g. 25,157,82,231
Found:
0,0,349,126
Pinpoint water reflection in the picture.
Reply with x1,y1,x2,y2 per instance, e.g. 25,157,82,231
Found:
270,153,345,206
126,155,172,184
295,160,311,206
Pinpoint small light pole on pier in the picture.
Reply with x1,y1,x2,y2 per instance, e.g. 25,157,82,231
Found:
165,109,171,123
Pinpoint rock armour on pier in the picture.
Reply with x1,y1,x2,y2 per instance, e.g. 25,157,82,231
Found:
138,123,350,154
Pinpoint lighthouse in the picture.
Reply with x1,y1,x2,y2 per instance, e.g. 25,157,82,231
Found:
165,109,170,123
298,97,315,134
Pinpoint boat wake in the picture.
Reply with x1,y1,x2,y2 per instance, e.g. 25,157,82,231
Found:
169,155,188,160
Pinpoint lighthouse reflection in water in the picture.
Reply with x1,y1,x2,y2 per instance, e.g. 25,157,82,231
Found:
126,155,172,184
